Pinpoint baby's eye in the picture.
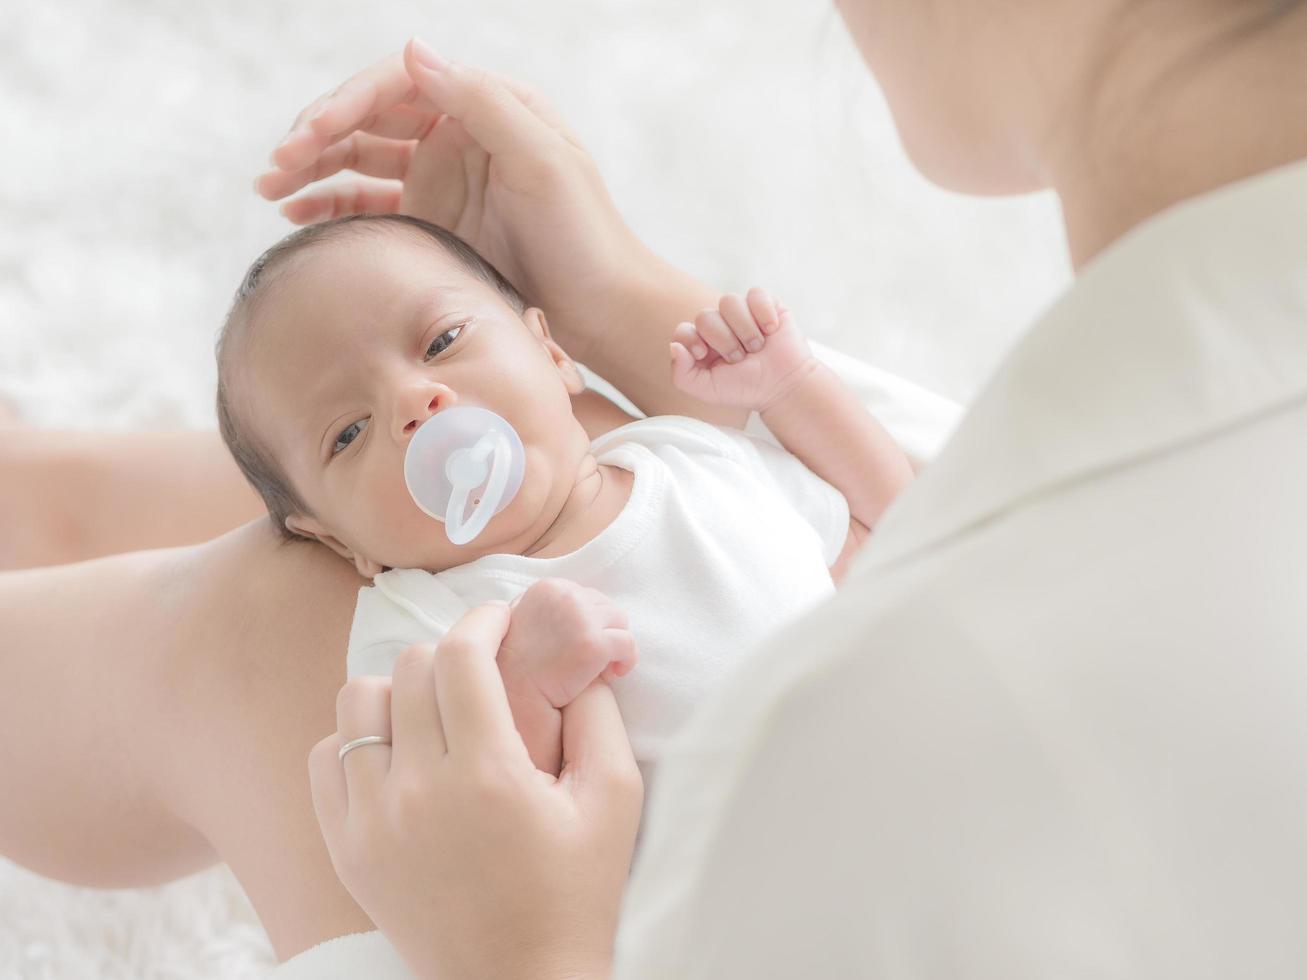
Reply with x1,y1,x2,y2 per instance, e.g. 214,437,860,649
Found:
332,418,369,456
424,321,469,361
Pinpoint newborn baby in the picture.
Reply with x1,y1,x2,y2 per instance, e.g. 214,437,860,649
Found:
215,212,912,783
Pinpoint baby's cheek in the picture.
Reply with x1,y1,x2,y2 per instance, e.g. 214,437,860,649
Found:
359,469,443,567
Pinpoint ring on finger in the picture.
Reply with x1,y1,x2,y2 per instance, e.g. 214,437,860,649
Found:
338,734,393,762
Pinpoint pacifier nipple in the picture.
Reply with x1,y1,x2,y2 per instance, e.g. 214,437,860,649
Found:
404,406,526,546
446,448,489,489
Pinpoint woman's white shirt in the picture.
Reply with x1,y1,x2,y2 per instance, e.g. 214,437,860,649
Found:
615,158,1307,978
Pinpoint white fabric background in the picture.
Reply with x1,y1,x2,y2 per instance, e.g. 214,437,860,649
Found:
0,0,1069,975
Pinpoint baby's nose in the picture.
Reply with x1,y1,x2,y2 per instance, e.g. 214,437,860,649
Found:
397,386,457,440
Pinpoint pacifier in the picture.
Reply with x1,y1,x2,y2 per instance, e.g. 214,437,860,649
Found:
404,406,525,546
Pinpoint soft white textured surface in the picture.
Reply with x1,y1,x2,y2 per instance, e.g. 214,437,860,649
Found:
0,0,1070,975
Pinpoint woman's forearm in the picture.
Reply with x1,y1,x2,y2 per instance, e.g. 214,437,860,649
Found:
573,248,750,429
761,361,915,530
0,428,266,569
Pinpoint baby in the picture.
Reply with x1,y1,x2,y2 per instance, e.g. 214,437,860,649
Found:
215,212,913,781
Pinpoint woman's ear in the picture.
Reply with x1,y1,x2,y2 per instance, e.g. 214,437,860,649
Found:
285,515,385,578
525,307,586,395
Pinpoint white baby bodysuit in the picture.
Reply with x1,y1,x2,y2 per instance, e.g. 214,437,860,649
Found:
347,414,849,782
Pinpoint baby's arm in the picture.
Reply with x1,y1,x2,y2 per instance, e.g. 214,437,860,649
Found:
670,290,915,549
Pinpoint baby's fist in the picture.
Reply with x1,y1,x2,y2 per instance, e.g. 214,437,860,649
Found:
669,287,816,411
498,578,638,709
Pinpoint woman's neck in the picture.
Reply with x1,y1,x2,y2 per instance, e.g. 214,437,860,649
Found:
1042,3,1307,271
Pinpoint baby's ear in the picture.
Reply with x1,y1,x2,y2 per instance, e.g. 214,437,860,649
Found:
285,514,382,576
525,308,585,395
522,306,550,338
284,513,325,544
544,337,585,394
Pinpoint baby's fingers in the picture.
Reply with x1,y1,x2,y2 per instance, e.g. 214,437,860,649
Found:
718,293,765,354
669,342,697,387
601,629,639,680
694,309,746,365
746,287,782,336
671,321,709,361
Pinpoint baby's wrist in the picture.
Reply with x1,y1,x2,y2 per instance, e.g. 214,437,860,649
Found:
757,357,824,415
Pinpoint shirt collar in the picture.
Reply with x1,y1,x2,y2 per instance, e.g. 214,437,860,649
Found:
858,157,1307,574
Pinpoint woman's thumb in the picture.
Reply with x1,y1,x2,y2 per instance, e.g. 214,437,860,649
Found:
558,681,642,808
404,38,552,159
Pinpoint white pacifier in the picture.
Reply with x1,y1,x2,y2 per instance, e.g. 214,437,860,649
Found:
404,406,525,546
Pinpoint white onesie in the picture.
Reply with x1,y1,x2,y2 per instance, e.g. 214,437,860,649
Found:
347,414,849,786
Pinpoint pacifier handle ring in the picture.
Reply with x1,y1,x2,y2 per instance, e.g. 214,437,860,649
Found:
444,431,511,545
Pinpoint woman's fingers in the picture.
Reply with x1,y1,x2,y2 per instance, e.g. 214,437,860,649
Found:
256,131,416,201
433,602,527,760
335,675,394,800
558,680,642,812
277,177,403,225
274,51,427,172
403,38,560,162
480,68,584,151
309,76,396,141
389,644,447,774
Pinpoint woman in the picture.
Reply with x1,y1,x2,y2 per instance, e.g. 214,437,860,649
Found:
296,3,1307,978
1,0,1304,973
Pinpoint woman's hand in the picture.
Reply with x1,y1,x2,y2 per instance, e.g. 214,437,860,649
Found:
255,37,651,365
308,603,643,980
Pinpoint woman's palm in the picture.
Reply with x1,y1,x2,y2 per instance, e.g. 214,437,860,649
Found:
260,47,632,330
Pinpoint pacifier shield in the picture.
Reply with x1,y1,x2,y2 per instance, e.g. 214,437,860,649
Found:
404,406,525,541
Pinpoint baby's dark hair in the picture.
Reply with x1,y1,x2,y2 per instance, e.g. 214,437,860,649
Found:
215,213,526,543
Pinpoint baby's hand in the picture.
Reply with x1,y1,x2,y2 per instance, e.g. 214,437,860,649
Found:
496,579,638,773
670,288,818,412
500,578,638,704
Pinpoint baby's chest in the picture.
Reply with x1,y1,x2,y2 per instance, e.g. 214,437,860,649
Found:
588,497,836,760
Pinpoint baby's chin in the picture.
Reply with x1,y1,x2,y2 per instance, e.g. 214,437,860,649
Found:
370,509,541,574
368,459,571,572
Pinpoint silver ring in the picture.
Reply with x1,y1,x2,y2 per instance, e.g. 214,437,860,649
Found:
338,735,392,762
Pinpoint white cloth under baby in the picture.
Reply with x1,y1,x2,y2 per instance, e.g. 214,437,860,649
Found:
348,413,850,779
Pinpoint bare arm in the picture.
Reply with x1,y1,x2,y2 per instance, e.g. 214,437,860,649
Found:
670,290,915,560
0,519,378,959
579,251,750,430
760,359,915,534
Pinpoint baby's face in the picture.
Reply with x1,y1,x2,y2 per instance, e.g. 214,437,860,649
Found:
241,231,590,575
